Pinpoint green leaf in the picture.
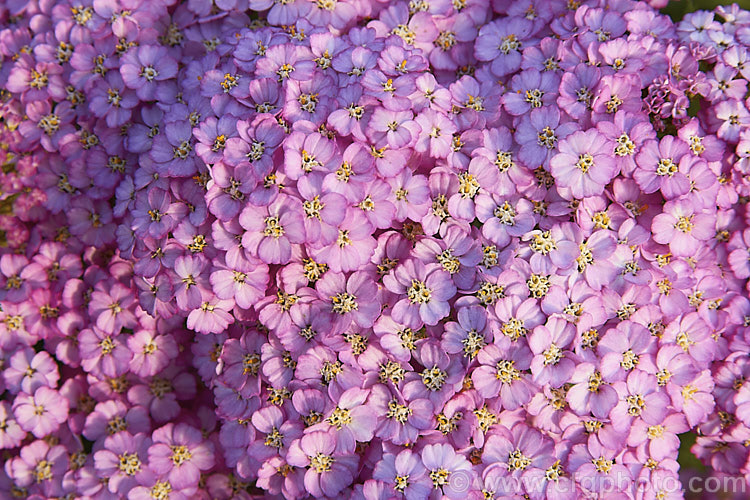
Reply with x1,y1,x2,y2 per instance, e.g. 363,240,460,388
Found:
677,431,706,472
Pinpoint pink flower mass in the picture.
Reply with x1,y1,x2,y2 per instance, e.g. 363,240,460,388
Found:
2,0,750,499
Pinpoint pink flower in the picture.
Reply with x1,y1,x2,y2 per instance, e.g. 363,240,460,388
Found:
287,431,359,498
384,259,457,328
550,129,618,199
472,337,536,409
651,199,715,257
12,386,69,438
148,423,216,490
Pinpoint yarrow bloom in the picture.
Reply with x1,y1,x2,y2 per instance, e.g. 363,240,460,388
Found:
287,431,359,498
12,387,69,438
383,259,457,328
147,422,216,489
550,129,618,199
0,1,749,499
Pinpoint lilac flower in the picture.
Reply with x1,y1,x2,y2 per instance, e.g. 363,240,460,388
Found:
274,301,332,354
571,229,620,291
677,117,725,162
149,121,201,177
296,173,349,247
567,362,619,419
126,105,164,154
120,45,178,101
308,387,377,453
474,17,533,77
652,199,716,257
368,5,437,55
471,127,534,197
483,423,554,485
283,129,338,181
388,168,430,222
88,282,137,333
350,177,396,231
283,73,337,125
307,0,358,30
2,2,750,497
224,116,285,180
429,15,477,71
472,337,535,409
187,295,235,334
384,259,457,328
255,43,316,82
402,341,464,409
0,401,25,449
322,142,376,200
247,405,303,468
93,432,152,496
128,329,178,377
3,348,59,394
569,438,632,494
88,71,139,128
449,74,502,129
128,475,195,500
287,431,359,498
295,345,363,394
204,164,254,222
412,224,481,289
367,107,421,149
308,211,377,273
372,313,426,363
495,295,546,343
442,305,491,360
609,370,670,433
316,270,381,329
9,440,68,497
19,101,76,153
529,315,577,387
249,0,311,25
12,387,69,438
713,99,750,142
78,327,133,377
504,69,560,116
193,116,238,166
148,423,215,489
414,108,458,158
239,194,306,265
0,302,35,348
447,159,500,222
628,413,689,462
209,256,268,310
598,321,656,383
421,171,459,236
634,136,692,198
597,110,657,177
171,254,209,310
260,337,298,388
6,56,66,103
369,383,433,445
521,224,579,274
550,129,618,199
218,330,264,397
515,105,579,166
475,194,536,249
327,83,375,142
419,443,472,499
373,449,432,500
591,73,642,120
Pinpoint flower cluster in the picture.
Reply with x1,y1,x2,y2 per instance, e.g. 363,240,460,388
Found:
1,0,750,498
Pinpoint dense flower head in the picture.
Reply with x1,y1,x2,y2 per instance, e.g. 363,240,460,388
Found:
1,0,750,498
